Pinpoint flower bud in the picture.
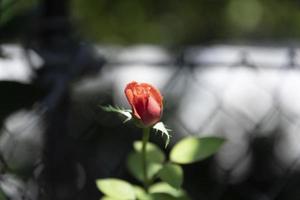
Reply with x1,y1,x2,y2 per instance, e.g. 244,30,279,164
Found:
125,81,163,127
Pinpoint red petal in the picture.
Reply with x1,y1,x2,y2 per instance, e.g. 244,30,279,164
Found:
124,81,141,119
140,83,162,106
124,81,163,126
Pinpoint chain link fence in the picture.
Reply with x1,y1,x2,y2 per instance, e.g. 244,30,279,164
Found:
1,44,300,200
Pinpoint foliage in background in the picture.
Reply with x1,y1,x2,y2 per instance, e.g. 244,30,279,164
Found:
2,0,300,44
0,0,37,25
71,0,300,45
0,0,38,41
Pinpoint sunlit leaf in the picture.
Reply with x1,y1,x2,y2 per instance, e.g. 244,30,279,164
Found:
127,152,162,182
158,163,183,189
170,137,225,164
133,141,165,163
101,105,132,123
153,122,171,148
133,186,154,200
96,178,135,200
149,182,189,199
134,186,183,200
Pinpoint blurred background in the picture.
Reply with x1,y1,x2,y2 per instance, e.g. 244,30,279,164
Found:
1,0,300,200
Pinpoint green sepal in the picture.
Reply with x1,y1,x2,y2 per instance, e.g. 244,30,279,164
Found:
153,122,171,148
101,105,132,123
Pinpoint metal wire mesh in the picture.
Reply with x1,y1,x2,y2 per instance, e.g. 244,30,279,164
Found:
96,45,300,200
1,44,300,200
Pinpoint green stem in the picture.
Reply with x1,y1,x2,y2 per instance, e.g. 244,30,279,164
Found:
142,127,150,191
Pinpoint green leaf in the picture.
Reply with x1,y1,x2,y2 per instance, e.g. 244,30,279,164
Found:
153,122,171,148
133,141,165,163
170,137,225,164
127,152,162,182
101,105,132,123
158,163,183,189
134,185,190,200
96,178,135,200
133,187,179,200
133,186,154,200
127,141,165,182
149,182,188,199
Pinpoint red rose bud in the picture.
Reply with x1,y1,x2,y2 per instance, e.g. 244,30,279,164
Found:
125,81,163,127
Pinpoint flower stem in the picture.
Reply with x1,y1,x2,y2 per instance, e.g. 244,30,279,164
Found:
142,127,150,191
